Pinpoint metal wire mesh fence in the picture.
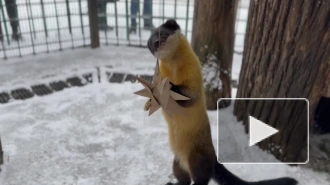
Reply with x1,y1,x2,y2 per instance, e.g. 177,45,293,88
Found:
97,0,194,47
0,0,249,59
0,0,90,59
235,0,249,54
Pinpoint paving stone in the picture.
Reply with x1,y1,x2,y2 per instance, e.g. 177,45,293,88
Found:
0,92,10,104
124,74,137,83
11,88,34,100
49,81,69,91
109,73,125,83
66,77,85,87
31,84,53,96
139,75,153,82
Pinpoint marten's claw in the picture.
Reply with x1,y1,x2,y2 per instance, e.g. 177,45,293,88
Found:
144,99,152,111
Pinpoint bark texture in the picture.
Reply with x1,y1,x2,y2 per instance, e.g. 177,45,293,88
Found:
234,0,330,162
191,0,238,110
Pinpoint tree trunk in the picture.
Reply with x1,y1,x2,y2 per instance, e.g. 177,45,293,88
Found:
191,0,238,110
234,0,330,162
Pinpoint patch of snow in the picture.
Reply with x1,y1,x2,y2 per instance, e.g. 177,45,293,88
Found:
0,46,329,185
0,82,329,185
202,54,222,90
0,46,155,89
232,53,243,81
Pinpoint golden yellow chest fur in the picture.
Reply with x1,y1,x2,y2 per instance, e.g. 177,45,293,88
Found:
158,35,210,172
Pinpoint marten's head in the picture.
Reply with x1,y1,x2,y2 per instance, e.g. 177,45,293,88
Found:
148,19,181,59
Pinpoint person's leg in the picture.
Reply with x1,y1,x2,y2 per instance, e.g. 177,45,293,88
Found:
131,0,140,27
96,1,106,26
143,0,153,28
96,1,113,30
130,0,140,33
0,22,3,41
5,0,20,40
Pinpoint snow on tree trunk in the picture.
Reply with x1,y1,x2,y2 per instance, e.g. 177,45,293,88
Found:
191,0,238,110
234,0,330,162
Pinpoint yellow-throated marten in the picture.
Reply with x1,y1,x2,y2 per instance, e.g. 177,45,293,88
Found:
145,19,298,185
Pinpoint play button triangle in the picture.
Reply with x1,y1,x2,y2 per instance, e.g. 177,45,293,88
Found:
249,116,279,147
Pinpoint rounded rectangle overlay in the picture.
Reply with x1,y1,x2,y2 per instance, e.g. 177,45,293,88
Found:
216,98,309,165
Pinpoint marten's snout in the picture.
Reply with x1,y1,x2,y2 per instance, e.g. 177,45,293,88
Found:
154,40,160,51
153,37,167,51
147,19,180,55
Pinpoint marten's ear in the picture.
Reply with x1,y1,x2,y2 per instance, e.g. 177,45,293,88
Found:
162,19,180,31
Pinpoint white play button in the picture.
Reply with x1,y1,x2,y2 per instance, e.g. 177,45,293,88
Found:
249,115,279,147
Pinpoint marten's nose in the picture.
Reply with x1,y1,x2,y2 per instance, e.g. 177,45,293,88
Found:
154,41,160,51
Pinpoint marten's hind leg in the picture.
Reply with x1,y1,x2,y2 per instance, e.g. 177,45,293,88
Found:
166,159,191,185
188,152,214,185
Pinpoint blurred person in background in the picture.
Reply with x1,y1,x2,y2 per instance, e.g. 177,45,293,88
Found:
130,0,154,34
0,0,21,41
96,0,119,31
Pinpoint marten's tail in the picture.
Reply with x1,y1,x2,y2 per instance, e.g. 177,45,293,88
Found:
212,162,298,185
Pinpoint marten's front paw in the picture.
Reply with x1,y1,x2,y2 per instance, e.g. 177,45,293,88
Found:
144,99,151,111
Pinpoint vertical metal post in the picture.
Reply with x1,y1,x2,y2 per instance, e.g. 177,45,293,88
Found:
0,0,10,45
16,39,22,58
235,0,241,37
174,0,177,20
40,0,48,38
28,0,36,38
0,30,7,59
78,0,85,46
185,0,189,36
65,0,74,49
25,0,35,55
162,0,165,22
114,1,119,45
53,0,62,50
138,1,142,46
125,0,130,43
40,0,49,52
15,1,22,57
65,0,72,34
88,0,100,48
103,2,108,45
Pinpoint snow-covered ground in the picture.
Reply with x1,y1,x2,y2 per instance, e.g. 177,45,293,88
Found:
0,46,329,185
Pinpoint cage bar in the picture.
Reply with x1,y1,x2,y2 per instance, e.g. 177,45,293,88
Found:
114,1,119,45
185,0,190,36
54,0,63,50
78,0,86,47
0,0,10,45
125,0,130,43
25,0,36,55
